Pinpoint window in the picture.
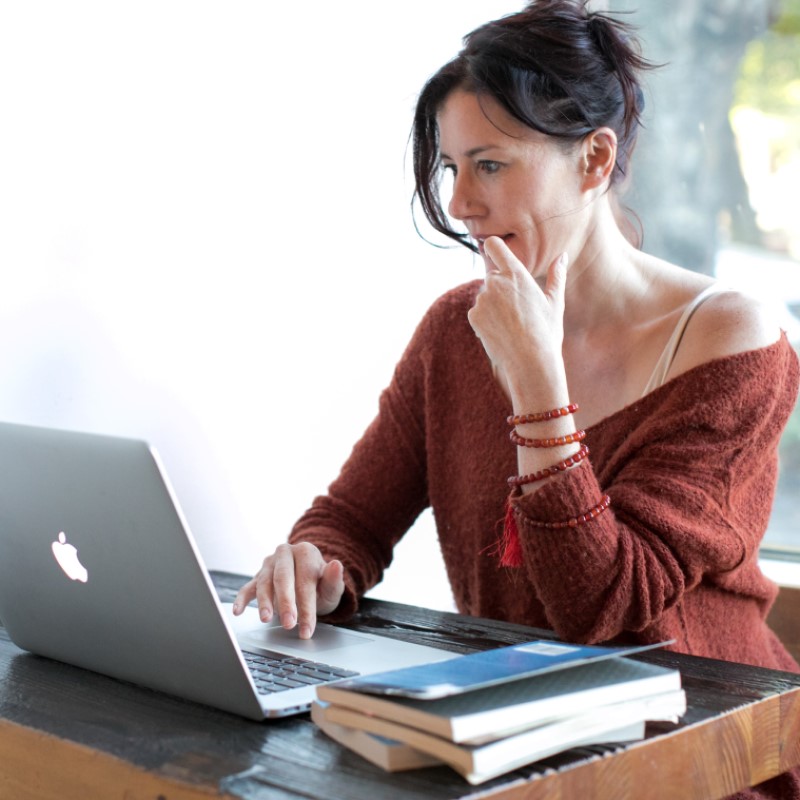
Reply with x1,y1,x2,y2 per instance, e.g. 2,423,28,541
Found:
603,0,800,557
732,4,800,557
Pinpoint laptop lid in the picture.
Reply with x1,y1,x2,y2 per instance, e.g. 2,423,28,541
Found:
0,422,453,719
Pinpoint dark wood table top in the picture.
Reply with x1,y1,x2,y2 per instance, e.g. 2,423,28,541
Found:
1,570,799,800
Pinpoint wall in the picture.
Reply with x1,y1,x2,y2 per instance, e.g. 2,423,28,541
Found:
0,1,527,612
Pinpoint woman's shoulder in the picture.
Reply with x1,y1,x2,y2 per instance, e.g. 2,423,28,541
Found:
395,279,484,367
430,279,483,310
668,284,785,379
593,326,798,450
654,288,798,431
417,279,483,329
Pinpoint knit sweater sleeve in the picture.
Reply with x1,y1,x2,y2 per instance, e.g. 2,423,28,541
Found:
510,334,800,643
286,307,433,622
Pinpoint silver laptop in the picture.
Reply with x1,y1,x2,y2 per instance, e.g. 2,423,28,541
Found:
0,421,455,720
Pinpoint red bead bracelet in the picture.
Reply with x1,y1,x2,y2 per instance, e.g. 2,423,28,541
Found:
507,444,590,487
509,429,587,448
527,494,612,529
507,403,579,426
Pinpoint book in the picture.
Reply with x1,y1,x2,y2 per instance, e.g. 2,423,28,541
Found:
317,655,682,745
311,701,443,772
318,690,686,785
321,638,671,700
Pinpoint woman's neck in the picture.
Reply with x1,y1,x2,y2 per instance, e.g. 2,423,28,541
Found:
559,205,652,337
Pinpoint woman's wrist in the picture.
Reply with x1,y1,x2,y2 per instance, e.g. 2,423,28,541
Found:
502,346,568,405
506,397,584,494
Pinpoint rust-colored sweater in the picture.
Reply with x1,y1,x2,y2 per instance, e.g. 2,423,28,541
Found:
290,280,799,674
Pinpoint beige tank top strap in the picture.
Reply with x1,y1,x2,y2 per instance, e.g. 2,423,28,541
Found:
641,284,731,397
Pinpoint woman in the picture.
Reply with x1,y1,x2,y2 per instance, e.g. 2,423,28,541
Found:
236,2,799,795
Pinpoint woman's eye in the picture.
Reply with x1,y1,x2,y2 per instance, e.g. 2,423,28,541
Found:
478,160,501,174
442,162,456,176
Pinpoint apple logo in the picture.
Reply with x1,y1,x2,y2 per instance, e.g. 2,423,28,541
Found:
51,532,89,583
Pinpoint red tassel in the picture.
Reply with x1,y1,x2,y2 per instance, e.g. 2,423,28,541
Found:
499,499,523,567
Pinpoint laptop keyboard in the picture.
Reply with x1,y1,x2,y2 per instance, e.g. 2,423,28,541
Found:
242,649,359,695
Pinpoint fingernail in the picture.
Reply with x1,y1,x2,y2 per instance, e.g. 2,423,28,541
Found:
281,612,296,629
260,608,272,622
232,602,241,615
558,252,569,268
299,624,312,640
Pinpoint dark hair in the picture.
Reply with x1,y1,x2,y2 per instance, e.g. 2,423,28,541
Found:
412,0,654,252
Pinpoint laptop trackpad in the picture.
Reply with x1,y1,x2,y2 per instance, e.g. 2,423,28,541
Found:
238,623,373,657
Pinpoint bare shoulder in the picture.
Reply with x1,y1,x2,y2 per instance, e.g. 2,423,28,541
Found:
670,288,783,377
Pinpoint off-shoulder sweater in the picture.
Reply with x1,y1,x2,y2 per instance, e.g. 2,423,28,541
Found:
289,280,800,674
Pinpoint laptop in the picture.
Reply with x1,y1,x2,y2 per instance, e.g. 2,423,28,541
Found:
0,421,456,720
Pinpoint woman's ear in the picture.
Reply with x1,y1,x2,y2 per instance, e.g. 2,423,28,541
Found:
580,127,618,191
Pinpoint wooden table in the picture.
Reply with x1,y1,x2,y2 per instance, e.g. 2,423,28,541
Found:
1,570,799,800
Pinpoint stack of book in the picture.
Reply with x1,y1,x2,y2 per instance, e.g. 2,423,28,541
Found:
313,639,686,785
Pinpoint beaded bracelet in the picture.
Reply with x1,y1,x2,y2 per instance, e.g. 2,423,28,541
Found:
507,444,589,487
507,403,579,426
498,491,611,567
526,494,612,529
509,429,587,448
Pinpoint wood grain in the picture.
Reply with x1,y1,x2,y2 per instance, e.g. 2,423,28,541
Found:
0,718,235,800
0,569,797,800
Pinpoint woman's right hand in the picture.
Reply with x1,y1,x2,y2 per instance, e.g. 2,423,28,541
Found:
468,236,569,383
232,542,345,640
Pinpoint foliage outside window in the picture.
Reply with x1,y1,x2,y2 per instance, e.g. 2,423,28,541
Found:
732,0,800,552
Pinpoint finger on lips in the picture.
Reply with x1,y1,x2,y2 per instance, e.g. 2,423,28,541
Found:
482,236,507,272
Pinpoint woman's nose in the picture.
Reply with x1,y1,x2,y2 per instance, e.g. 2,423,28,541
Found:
448,172,480,221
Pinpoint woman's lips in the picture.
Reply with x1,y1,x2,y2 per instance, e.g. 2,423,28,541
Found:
476,234,513,255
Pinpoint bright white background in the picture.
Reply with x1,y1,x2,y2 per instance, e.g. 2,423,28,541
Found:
0,1,522,610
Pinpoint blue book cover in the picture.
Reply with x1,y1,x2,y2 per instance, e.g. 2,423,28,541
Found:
331,639,671,699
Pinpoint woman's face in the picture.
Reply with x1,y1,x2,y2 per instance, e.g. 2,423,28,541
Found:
437,89,586,276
